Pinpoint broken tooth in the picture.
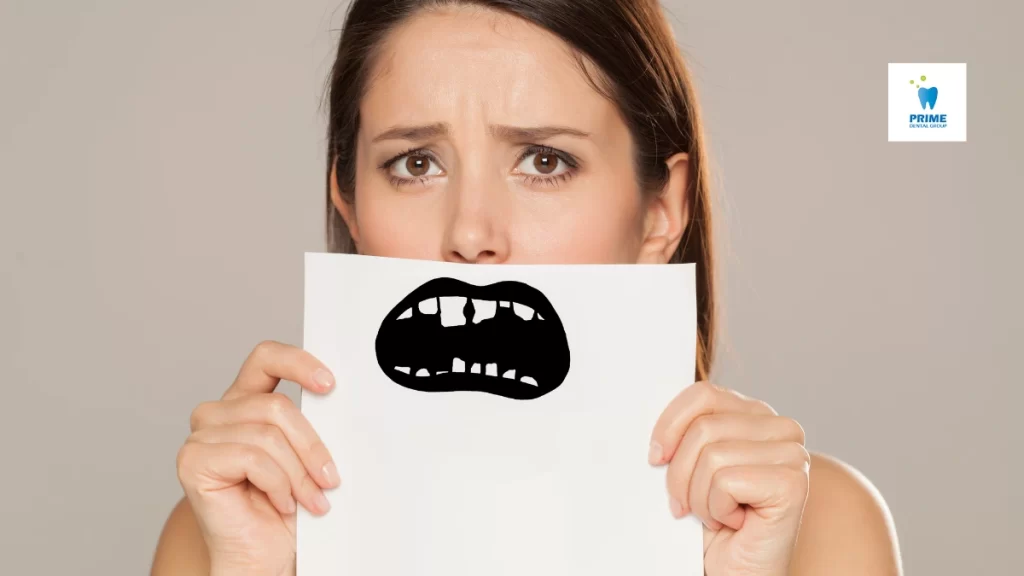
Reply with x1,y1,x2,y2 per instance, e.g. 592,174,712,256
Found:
453,357,465,373
502,369,516,379
470,363,481,374
520,376,538,386
513,303,535,320
397,308,412,320
537,313,544,320
485,363,497,376
415,368,430,377
440,296,467,327
395,366,411,374
499,301,510,307
472,299,497,323
418,298,438,314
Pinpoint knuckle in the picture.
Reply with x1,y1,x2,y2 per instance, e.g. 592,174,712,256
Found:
264,392,295,417
690,415,717,446
252,339,279,362
305,438,328,460
752,398,778,416
693,380,717,403
189,402,214,431
703,444,728,471
783,418,806,444
175,443,200,479
300,472,320,496
263,425,290,454
790,442,811,465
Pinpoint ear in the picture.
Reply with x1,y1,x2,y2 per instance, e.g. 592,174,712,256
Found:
330,158,361,247
637,152,691,264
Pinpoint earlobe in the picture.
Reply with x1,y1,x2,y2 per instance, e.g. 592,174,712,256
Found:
330,158,360,246
637,152,691,264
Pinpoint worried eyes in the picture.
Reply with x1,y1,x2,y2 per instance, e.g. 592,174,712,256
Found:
380,145,579,189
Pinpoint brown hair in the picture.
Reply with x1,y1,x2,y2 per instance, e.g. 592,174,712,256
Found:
323,0,716,381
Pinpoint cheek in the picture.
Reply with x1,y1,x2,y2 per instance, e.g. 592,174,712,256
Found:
514,187,644,264
353,189,445,260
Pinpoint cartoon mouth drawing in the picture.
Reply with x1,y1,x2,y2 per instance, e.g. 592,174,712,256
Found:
375,277,570,400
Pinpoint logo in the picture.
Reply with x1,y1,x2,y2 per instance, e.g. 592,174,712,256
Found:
908,75,946,128
888,63,966,142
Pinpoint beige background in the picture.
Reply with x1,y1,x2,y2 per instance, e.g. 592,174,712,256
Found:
1,1,1020,573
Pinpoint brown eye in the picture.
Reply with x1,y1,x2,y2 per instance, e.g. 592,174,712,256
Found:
405,155,430,177
532,153,558,175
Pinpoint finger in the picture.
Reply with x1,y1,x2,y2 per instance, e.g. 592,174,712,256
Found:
188,424,332,515
190,393,339,489
649,381,775,465
177,442,296,516
222,340,335,401
707,464,810,533
683,441,809,531
666,413,805,517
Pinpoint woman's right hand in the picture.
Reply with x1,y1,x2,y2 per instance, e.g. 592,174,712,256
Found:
176,341,341,576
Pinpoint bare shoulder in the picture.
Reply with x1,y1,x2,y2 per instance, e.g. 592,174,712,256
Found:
150,497,210,575
790,453,902,575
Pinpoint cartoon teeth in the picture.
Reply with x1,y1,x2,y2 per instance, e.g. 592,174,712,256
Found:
472,299,497,323
397,298,544,325
512,303,534,321
439,296,467,327
418,298,438,314
408,359,536,385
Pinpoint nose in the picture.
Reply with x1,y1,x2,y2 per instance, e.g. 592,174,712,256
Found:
441,179,510,264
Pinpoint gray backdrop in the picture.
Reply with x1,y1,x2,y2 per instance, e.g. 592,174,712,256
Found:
1,1,1020,574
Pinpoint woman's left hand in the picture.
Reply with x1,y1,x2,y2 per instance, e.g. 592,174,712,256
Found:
650,381,810,576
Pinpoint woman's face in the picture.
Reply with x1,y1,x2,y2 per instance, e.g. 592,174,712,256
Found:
332,7,690,264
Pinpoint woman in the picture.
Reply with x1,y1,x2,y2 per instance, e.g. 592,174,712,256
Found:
152,1,901,574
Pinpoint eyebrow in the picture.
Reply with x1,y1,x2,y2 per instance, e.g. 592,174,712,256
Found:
371,122,590,143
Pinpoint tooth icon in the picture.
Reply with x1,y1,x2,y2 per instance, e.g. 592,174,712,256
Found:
502,369,516,379
415,368,430,377
513,303,534,320
470,363,481,374
418,298,438,314
520,376,538,386
453,357,465,373
397,308,412,320
485,363,497,376
918,86,938,110
395,366,411,374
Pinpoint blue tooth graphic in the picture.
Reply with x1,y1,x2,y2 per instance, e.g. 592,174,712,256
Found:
918,86,938,110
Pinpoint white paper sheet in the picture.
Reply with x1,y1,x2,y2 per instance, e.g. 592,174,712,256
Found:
299,253,703,575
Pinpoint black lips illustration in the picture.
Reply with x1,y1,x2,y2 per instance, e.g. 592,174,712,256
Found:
375,277,570,400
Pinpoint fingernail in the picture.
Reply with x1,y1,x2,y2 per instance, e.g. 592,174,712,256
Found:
283,496,297,515
648,441,663,465
322,461,340,487
314,490,331,514
313,368,335,390
669,497,684,519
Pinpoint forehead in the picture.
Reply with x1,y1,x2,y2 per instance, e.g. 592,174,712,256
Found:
360,8,616,133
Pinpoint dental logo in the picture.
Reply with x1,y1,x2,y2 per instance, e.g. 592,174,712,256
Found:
908,75,946,128
888,63,966,142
